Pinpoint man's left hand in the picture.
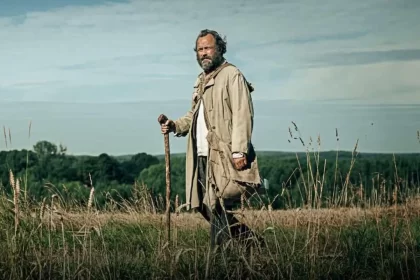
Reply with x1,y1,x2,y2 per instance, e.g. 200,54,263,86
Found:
233,155,247,170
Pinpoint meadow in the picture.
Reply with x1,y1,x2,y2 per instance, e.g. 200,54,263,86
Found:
1,123,420,279
2,177,420,280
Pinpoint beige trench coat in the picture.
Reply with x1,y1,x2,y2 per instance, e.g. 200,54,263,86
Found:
174,62,261,211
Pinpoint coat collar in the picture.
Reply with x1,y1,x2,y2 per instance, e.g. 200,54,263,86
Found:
197,59,228,89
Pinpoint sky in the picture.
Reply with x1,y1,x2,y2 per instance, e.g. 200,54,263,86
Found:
1,0,420,155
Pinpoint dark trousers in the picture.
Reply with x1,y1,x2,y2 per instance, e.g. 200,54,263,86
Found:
196,156,255,248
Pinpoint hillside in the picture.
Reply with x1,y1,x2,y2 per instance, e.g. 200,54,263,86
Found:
2,140,419,211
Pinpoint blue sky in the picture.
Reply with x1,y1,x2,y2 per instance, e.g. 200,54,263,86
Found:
1,0,420,155
1,0,420,104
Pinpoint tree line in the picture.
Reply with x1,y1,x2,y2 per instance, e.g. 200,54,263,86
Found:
1,140,419,210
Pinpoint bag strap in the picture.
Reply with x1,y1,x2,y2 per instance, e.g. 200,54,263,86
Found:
202,98,212,132
197,62,232,131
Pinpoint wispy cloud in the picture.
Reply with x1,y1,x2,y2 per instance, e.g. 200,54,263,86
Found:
277,60,420,103
0,0,419,103
310,49,420,68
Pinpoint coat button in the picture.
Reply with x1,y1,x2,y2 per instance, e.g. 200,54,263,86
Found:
212,126,216,129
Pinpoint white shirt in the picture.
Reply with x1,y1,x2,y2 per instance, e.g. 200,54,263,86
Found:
196,100,209,156
195,100,244,159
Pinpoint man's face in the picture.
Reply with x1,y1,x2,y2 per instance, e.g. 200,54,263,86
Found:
196,34,223,73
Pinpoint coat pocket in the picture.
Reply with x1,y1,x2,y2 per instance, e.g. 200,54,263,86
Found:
206,130,260,200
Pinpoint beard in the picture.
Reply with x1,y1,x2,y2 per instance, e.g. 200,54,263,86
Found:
197,52,224,73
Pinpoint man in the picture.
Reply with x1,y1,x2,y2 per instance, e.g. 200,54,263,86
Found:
160,29,262,248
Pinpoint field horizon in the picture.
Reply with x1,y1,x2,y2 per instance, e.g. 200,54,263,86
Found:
2,100,419,155
134,149,420,161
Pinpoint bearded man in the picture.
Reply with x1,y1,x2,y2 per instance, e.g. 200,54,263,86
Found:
160,29,262,248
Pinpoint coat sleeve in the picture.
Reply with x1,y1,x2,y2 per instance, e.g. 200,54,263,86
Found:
173,102,195,137
228,70,254,155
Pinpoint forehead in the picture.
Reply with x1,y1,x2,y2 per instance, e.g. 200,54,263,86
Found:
196,34,216,46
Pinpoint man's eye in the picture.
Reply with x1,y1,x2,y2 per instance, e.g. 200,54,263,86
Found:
198,46,213,51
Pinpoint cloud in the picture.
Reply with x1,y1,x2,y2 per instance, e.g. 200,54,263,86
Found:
309,48,420,68
0,0,419,103
0,0,129,17
277,60,420,103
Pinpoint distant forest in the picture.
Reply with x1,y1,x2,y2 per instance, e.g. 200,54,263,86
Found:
1,140,420,210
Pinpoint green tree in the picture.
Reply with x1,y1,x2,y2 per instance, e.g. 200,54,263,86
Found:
33,140,58,156
95,153,124,183
120,153,160,184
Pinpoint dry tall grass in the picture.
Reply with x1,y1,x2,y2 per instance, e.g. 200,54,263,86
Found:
2,178,420,279
1,122,419,279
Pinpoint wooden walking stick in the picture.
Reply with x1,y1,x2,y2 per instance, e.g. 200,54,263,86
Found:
158,114,171,245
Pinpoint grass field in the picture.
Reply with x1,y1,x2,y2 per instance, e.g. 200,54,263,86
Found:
2,180,420,280
1,125,419,279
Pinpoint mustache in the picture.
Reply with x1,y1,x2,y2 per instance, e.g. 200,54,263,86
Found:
201,55,211,61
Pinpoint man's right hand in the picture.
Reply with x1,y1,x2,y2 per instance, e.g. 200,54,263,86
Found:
161,119,175,134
